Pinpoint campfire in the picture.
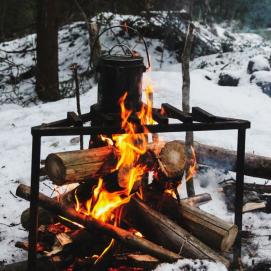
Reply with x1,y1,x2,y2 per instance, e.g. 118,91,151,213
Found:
15,26,251,271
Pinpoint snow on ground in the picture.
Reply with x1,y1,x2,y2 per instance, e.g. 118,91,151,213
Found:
1,17,271,270
154,259,228,271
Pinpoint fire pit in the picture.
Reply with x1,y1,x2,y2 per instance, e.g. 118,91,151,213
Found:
18,26,250,271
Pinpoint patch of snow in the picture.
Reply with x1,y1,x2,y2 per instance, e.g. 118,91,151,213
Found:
248,55,270,73
154,259,228,271
251,70,271,82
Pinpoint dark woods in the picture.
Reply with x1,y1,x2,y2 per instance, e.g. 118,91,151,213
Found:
0,0,269,41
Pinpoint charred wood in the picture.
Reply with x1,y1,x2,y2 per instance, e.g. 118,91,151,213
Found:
16,184,181,263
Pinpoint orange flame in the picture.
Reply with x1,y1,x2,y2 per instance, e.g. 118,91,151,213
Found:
73,84,155,261
74,85,155,222
100,135,114,146
186,146,197,181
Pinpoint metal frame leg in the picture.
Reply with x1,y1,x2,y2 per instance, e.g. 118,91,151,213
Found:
28,135,41,271
233,129,246,267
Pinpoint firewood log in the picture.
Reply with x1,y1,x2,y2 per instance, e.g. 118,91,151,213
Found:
144,188,237,252
16,184,181,263
191,141,271,180
158,140,186,178
124,197,230,268
45,146,117,185
20,179,97,230
181,193,212,207
44,141,179,186
45,139,271,187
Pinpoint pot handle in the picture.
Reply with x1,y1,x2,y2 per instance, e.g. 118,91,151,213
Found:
90,25,151,70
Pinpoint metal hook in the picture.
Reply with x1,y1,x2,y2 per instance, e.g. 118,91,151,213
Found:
90,25,151,70
108,44,134,56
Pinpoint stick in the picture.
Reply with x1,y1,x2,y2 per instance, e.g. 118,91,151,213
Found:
181,23,196,197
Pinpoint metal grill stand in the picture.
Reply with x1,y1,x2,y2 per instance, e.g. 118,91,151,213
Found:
27,105,250,270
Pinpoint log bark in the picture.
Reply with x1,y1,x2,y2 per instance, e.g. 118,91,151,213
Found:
124,197,230,268
144,188,237,252
16,184,181,263
159,140,271,180
193,141,271,180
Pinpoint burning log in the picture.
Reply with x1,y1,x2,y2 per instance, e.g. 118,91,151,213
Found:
45,141,185,186
16,184,181,263
124,197,230,268
45,139,271,187
144,188,237,252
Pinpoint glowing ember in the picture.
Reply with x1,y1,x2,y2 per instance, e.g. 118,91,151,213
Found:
186,146,197,182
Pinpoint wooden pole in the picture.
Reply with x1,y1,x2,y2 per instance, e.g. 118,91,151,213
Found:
181,23,196,197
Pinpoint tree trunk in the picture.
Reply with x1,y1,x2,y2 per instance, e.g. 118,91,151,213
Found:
36,0,60,101
73,0,101,69
0,0,7,40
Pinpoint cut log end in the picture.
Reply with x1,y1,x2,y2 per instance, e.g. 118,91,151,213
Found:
221,225,238,252
45,153,67,185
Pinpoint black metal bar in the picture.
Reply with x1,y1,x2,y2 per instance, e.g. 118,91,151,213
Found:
233,129,246,267
161,103,192,123
41,112,93,128
32,121,251,137
67,112,83,126
192,107,217,122
67,112,84,150
28,135,41,271
152,108,169,125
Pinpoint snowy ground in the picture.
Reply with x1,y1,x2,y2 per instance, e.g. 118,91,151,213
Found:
0,16,271,270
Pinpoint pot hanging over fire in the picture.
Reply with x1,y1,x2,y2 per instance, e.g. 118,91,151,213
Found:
91,25,151,114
